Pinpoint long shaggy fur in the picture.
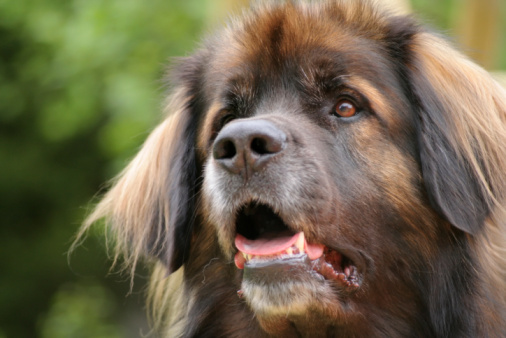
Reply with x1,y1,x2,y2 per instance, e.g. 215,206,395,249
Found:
77,1,506,337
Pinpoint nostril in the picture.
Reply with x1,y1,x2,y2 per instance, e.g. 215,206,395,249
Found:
214,139,237,160
251,137,269,155
251,135,284,155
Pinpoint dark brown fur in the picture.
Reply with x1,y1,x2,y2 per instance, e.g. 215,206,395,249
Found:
78,1,506,337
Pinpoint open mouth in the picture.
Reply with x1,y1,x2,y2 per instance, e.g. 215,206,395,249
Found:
234,203,360,289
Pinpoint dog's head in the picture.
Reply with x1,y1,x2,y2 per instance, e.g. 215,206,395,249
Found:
81,1,506,335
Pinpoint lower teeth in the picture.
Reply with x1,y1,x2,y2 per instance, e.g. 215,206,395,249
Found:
311,253,358,288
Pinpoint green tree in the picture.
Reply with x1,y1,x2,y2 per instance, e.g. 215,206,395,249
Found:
0,0,209,336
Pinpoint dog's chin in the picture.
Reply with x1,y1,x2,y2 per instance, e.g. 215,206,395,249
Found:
240,255,332,316
239,255,362,320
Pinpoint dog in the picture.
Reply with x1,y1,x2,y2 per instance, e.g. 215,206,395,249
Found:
79,0,506,336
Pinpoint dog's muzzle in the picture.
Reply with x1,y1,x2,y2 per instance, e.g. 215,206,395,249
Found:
212,119,287,180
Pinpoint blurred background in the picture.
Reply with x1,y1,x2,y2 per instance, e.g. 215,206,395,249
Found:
0,0,504,337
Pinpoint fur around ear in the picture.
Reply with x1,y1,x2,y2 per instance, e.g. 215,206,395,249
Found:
76,87,199,276
408,32,506,234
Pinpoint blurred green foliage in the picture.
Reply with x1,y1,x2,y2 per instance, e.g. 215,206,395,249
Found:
410,0,457,29
411,0,506,70
0,0,213,336
39,281,124,338
0,0,503,337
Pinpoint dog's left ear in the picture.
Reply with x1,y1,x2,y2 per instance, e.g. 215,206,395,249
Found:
77,81,201,275
405,32,506,234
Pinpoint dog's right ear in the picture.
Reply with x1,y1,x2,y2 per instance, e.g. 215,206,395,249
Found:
75,73,201,275
405,32,506,235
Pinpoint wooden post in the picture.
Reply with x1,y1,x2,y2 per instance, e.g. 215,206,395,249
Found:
454,0,504,69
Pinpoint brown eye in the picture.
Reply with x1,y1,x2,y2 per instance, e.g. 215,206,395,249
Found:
217,111,237,129
334,100,357,118
220,113,236,126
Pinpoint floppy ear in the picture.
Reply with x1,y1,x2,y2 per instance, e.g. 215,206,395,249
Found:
78,85,200,275
407,32,506,234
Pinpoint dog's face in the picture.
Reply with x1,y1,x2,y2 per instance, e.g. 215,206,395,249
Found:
198,9,429,322
83,1,506,336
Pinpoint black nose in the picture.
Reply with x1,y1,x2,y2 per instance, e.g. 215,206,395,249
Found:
213,119,286,178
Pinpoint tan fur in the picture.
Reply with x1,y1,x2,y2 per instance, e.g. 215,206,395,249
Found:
73,89,191,281
148,264,186,334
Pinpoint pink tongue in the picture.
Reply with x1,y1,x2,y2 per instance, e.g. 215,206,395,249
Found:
235,231,324,260
235,232,300,255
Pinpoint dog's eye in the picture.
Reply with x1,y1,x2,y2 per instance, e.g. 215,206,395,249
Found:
210,111,237,145
221,113,236,125
217,112,237,129
334,100,357,118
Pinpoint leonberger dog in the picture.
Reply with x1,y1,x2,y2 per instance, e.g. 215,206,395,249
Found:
78,0,506,336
